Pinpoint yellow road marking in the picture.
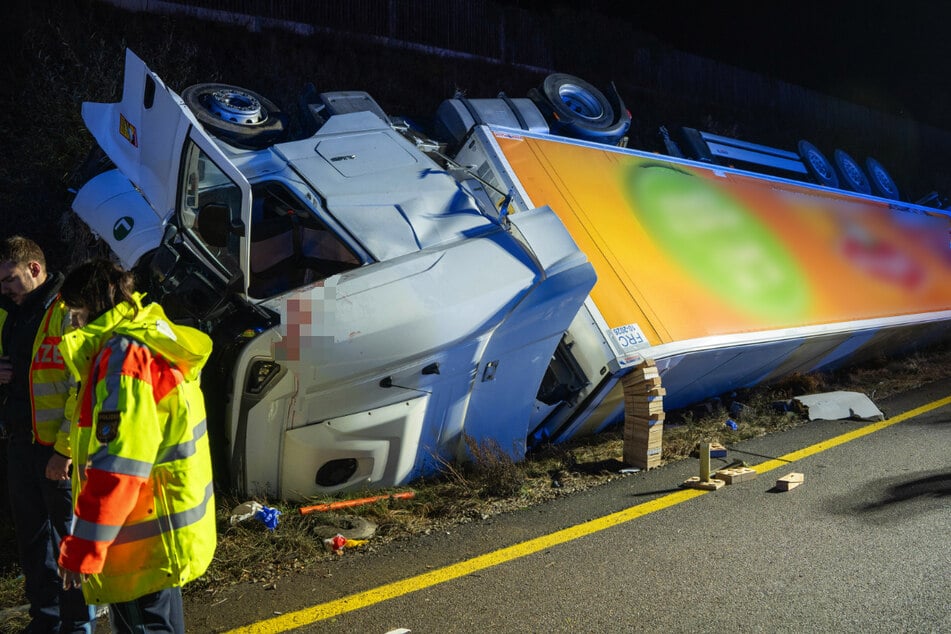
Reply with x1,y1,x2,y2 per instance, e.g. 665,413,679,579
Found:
750,395,951,474
225,394,951,633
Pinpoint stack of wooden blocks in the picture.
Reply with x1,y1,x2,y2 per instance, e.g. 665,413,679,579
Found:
622,359,665,469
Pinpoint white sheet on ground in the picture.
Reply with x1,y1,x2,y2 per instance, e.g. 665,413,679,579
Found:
793,391,884,421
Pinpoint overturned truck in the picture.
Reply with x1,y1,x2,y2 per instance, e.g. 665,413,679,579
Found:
71,50,951,501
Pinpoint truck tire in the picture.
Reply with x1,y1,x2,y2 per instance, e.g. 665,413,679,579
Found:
833,149,872,194
797,140,839,188
531,73,631,145
865,156,901,200
540,73,614,127
181,83,287,150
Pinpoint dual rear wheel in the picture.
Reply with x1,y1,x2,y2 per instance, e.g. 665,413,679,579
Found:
798,140,900,200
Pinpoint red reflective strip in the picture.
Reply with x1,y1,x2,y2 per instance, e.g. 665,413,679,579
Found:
151,356,182,403
77,377,94,428
32,336,65,370
77,346,115,428
58,533,110,576
94,345,114,381
28,302,66,441
76,467,149,527
40,297,57,332
116,340,182,402
119,341,154,384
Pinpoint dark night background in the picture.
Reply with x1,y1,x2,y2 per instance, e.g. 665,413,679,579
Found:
518,0,951,131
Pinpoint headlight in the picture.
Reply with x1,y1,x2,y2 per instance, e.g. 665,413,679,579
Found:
246,360,280,395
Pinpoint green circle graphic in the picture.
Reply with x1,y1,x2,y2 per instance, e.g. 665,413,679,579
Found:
113,216,134,241
627,164,810,322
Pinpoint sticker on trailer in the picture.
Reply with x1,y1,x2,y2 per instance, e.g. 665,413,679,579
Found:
611,322,650,364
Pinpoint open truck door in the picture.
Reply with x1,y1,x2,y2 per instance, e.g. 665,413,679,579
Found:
74,49,252,297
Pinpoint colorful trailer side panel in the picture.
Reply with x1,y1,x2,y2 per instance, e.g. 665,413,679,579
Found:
492,131,951,344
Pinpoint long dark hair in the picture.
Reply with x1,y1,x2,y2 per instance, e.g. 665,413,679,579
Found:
61,259,137,323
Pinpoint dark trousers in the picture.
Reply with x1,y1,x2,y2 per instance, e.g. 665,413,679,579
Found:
6,432,95,633
109,587,184,634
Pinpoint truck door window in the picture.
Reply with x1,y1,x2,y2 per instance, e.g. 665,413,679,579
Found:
179,140,243,280
248,182,361,299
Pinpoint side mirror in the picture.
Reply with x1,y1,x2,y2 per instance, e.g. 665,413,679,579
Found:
149,242,180,285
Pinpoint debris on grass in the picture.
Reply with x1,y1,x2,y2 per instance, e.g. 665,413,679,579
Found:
323,535,369,555
229,501,282,530
792,391,884,421
299,491,415,515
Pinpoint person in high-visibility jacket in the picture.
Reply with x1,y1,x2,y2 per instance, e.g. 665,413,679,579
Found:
56,259,216,633
0,235,94,633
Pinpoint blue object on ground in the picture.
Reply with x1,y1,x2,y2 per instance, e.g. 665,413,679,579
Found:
255,505,282,531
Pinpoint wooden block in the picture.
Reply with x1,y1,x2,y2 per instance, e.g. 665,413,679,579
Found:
694,441,726,458
626,441,662,452
639,367,660,379
626,413,666,425
624,419,661,431
715,467,758,484
625,440,662,452
624,450,662,470
682,476,726,490
626,398,665,410
623,374,663,390
625,432,663,444
775,472,804,491
624,364,659,380
625,405,665,418
627,387,667,399
625,428,661,440
624,402,664,414
625,438,663,450
623,409,663,469
626,398,665,409
624,434,662,446
625,419,663,431
624,420,663,432
624,416,664,428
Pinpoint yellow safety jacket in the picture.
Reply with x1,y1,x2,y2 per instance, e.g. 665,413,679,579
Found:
57,295,216,604
29,298,73,453
1,296,73,451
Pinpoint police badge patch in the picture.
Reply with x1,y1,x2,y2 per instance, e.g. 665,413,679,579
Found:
96,411,121,443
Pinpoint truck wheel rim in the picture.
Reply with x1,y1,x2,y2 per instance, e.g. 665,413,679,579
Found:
557,83,605,121
208,88,266,125
806,149,833,181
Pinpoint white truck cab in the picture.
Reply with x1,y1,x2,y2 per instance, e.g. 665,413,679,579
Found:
72,50,599,500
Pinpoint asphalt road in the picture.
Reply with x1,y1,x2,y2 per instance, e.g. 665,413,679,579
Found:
182,381,951,633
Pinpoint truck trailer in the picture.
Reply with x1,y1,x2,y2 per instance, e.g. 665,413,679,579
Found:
70,50,951,501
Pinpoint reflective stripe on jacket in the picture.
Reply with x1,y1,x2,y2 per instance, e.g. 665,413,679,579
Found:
57,297,216,604
29,298,73,450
